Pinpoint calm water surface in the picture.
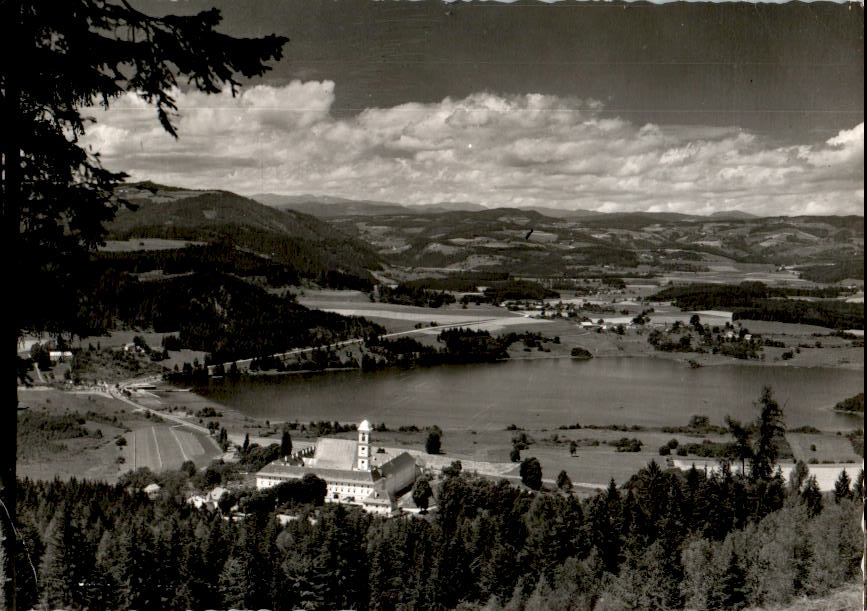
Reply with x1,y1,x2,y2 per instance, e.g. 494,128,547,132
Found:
197,358,864,430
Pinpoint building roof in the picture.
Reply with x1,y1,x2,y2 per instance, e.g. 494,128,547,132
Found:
358,419,371,432
363,490,393,506
258,461,376,484
378,452,417,479
310,438,358,470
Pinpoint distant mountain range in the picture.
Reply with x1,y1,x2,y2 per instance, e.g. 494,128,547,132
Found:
251,193,489,217
250,192,760,221
109,182,862,282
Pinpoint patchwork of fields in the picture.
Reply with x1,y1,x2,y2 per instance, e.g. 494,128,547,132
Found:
128,425,222,472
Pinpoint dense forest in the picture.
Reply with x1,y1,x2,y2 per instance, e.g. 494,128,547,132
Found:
833,393,864,414
650,282,864,330
108,187,382,279
377,284,457,308
797,259,864,284
360,328,540,371
10,388,863,610
12,450,863,610
77,270,384,364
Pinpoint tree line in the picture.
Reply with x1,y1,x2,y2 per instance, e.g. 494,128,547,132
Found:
649,282,863,330
9,387,864,609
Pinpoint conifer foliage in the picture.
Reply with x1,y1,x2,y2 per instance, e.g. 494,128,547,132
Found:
1,3,286,605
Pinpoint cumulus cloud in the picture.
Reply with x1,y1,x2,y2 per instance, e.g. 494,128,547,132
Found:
80,82,864,216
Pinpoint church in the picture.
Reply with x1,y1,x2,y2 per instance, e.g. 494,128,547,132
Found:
256,420,418,516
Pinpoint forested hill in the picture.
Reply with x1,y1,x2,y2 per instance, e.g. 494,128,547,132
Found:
109,182,381,278
78,270,384,363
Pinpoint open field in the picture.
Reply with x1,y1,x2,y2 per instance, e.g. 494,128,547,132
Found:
300,422,862,493
128,425,221,472
17,388,145,482
99,238,203,252
787,432,861,463
16,387,223,482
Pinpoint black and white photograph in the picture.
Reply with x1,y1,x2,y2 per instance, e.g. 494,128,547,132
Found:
2,0,864,609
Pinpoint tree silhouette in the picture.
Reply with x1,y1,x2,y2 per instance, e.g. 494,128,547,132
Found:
425,431,442,455
280,429,293,459
725,415,753,475
750,386,785,483
1,3,286,604
833,469,853,503
801,475,823,518
520,457,543,491
556,470,573,493
412,477,433,513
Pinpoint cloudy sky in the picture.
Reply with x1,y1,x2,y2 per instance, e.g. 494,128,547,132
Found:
84,0,864,216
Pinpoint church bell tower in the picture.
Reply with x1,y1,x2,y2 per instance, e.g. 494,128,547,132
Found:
357,419,371,471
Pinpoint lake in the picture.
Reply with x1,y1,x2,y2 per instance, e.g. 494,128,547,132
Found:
196,357,864,431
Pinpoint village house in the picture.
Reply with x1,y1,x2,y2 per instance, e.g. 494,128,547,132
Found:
187,486,229,510
256,420,418,517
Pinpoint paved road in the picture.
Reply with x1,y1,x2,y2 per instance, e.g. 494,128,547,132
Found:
109,385,212,437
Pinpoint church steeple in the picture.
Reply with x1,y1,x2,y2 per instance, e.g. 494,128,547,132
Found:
357,419,371,471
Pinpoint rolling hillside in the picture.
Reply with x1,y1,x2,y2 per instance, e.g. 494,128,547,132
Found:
109,183,381,278
322,204,863,279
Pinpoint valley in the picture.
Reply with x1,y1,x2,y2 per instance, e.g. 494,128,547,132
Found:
17,183,864,490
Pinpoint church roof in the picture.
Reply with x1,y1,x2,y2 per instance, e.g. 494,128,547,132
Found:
310,438,358,470
258,462,376,484
378,452,417,478
358,419,371,432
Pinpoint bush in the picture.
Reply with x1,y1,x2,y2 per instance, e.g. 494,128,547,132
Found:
510,446,521,462
609,437,643,452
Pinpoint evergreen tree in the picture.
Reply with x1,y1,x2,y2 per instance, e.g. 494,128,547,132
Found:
113,518,160,609
725,416,753,475
586,495,620,575
38,505,86,608
788,460,809,494
280,428,293,459
853,468,865,500
709,545,747,610
0,3,286,602
519,457,543,491
800,476,823,518
750,386,785,483
833,469,853,503
219,554,249,609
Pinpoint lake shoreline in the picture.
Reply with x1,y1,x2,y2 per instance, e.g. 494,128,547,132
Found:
186,354,864,433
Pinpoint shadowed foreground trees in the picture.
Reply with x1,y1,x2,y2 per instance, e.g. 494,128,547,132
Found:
6,388,861,608
1,2,286,606
9,455,862,610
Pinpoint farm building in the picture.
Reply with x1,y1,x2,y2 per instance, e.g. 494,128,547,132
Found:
256,420,417,516
48,350,73,362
